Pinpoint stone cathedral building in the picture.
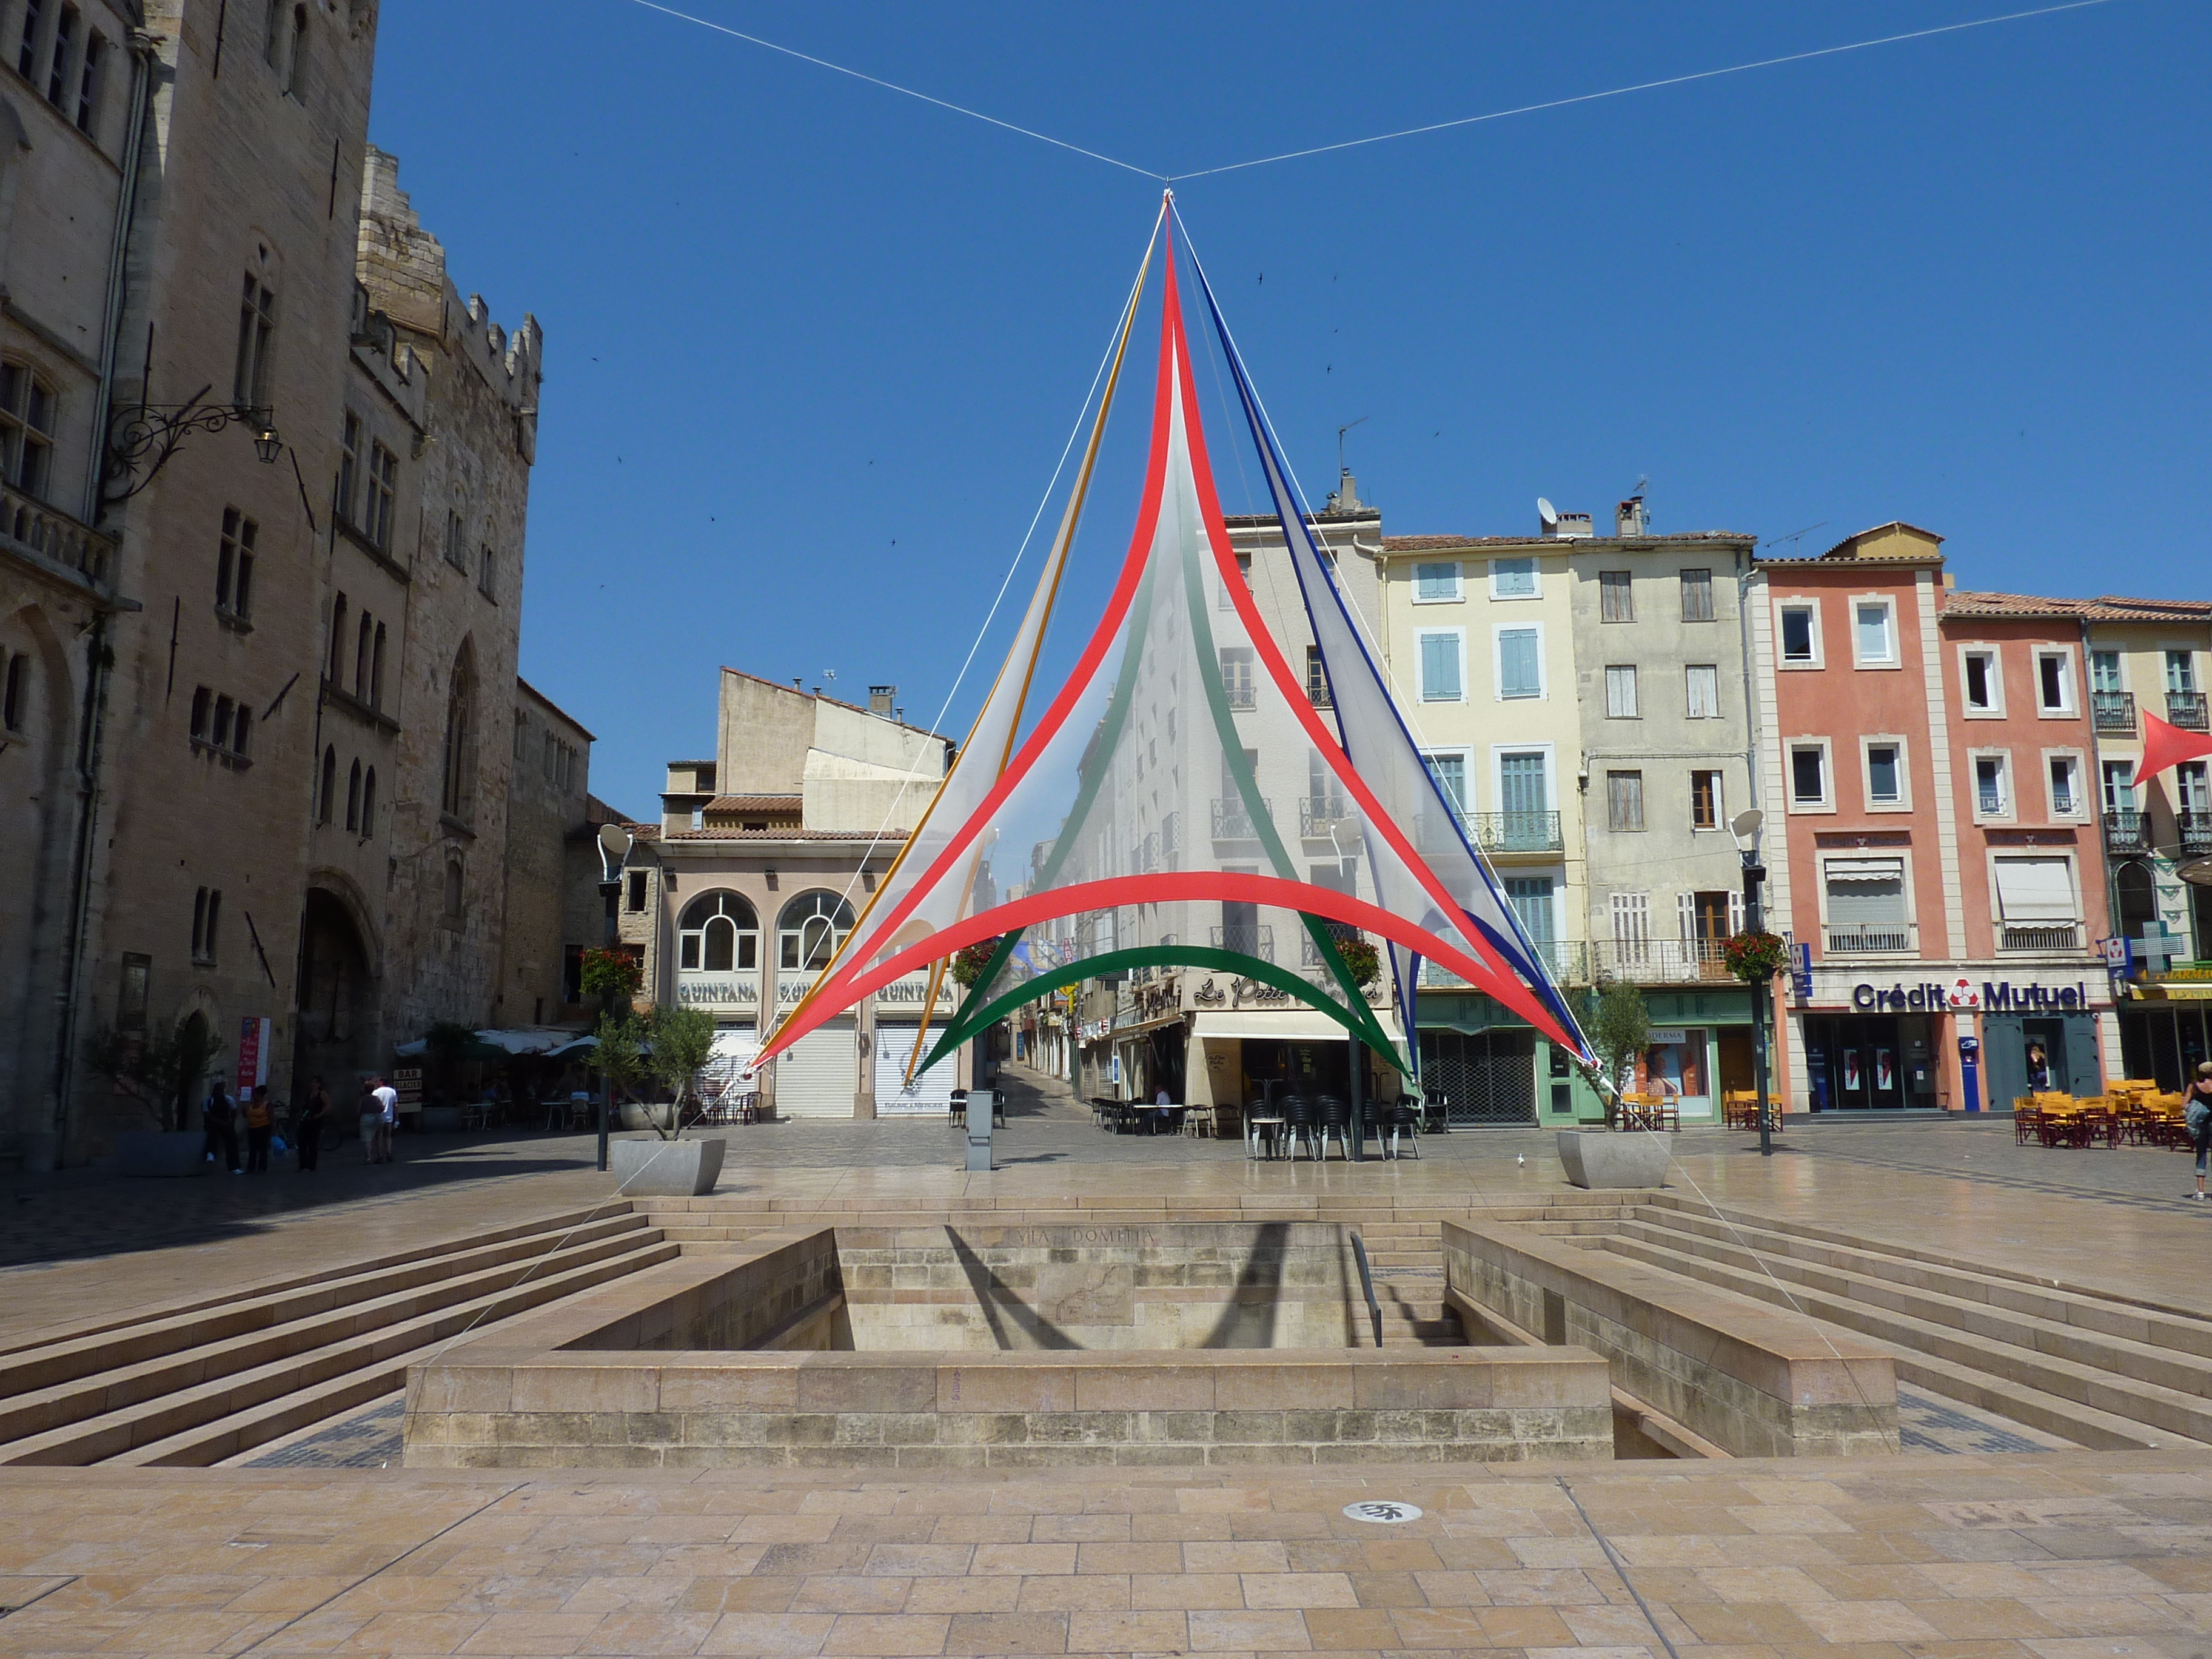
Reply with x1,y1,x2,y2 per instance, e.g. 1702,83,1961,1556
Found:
0,1,597,1168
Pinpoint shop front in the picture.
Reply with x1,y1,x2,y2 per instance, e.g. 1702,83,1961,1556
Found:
1188,1007,1408,1114
2117,971,2212,1089
1791,970,2110,1111
1415,991,1561,1127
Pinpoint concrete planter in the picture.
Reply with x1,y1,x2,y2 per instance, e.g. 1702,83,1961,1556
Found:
618,1101,674,1133
116,1130,210,1178
1557,1128,1671,1190
419,1106,463,1133
609,1136,725,1196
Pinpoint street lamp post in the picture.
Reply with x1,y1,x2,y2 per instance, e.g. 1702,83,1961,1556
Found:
1731,809,1775,1158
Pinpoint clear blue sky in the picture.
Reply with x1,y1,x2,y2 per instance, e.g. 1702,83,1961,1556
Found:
367,1,2208,820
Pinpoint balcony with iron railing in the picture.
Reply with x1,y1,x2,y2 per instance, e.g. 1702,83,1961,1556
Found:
1588,937,1735,984
2093,690,2136,733
2,481,114,589
1299,796,1356,839
2183,810,2212,858
1822,920,1918,955
2168,690,2210,732
1307,681,1333,709
1999,921,2085,953
1423,939,1589,988
1210,922,1273,962
1470,810,1563,854
2105,809,2151,856
1211,796,1269,839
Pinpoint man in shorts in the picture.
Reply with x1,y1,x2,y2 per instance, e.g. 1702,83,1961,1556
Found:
358,1076,382,1163
371,1074,400,1164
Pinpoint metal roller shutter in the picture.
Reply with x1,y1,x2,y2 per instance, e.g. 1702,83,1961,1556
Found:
775,1016,856,1118
873,1022,957,1116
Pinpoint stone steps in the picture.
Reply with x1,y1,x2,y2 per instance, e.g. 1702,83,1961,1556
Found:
1597,1217,2212,1452
0,1213,675,1467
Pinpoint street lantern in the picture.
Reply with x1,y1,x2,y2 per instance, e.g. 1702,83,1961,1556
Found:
253,424,283,464
1729,809,1775,1156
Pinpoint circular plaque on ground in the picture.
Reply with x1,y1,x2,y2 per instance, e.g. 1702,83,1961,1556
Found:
1342,1501,1422,1523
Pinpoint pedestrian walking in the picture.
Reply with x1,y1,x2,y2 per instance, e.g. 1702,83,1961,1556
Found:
358,1077,381,1163
372,1074,400,1164
201,1077,241,1174
297,1076,329,1172
242,1085,273,1173
2186,1062,2212,1202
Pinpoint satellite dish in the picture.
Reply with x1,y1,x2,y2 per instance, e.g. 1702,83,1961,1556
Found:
1729,808,1765,842
1537,497,1558,528
597,822,634,885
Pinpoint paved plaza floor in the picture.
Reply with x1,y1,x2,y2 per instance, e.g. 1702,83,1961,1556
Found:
5,1067,2212,1655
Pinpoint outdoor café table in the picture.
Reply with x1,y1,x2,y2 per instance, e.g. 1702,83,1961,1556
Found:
1246,1116,1285,1159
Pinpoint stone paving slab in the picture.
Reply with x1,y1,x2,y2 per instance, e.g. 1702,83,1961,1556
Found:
1,1452,2210,1655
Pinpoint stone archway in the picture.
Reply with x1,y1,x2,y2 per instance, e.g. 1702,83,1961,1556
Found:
295,887,376,1104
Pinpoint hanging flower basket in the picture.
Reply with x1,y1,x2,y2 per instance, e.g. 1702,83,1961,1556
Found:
1722,930,1790,985
1334,936,1381,990
951,936,1005,987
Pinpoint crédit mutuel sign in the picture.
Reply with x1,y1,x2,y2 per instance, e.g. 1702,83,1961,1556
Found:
1849,978,2096,1014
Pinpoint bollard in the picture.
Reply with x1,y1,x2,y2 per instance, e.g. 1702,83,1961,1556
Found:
965,1091,996,1171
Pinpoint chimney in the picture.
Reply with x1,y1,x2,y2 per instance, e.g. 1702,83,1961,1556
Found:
868,685,896,717
1615,496,1648,537
1543,511,1594,540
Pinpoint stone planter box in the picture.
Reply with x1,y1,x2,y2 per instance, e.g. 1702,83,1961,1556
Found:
1556,1128,1671,1190
115,1130,209,1178
609,1136,724,1196
419,1105,462,1133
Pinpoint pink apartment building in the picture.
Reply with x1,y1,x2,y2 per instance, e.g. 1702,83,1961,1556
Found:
1754,525,2114,1113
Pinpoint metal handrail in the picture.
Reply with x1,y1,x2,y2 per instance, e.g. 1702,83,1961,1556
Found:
1349,1232,1382,1349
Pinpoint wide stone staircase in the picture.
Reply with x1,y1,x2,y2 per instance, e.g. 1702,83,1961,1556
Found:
1556,1200,2212,1452
0,1207,674,1467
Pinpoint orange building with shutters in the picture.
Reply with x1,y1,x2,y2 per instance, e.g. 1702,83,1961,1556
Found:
1753,525,2115,1114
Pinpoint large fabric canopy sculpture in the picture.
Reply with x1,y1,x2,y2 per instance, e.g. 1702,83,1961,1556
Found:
756,200,1589,1081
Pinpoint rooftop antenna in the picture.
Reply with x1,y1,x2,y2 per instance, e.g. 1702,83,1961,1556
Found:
1759,520,1828,551
1336,414,1369,481
1626,473,1649,497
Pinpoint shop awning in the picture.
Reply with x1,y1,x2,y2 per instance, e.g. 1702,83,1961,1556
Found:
1192,1009,1406,1044
2139,983,2212,1000
393,1027,586,1059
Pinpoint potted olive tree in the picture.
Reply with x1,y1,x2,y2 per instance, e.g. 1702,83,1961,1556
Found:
1557,981,1669,1188
86,1016,223,1176
606,1004,726,1196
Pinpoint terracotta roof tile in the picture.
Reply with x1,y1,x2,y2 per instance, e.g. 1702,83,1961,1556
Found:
706,795,802,814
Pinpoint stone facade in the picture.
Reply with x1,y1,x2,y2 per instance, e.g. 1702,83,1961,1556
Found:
0,2,588,1164
0,0,141,1165
500,680,594,1028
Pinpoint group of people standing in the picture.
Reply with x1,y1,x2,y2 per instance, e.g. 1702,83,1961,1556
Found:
198,1073,401,1173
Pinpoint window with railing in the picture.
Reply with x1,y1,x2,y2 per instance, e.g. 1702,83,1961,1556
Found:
1822,855,1911,952
1304,645,1331,706
1218,646,1256,709
1993,856,2080,952
2093,690,2135,732
1211,796,1265,839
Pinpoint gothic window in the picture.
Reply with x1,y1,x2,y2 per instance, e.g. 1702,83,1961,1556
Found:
327,592,347,683
233,273,275,409
369,622,385,708
353,612,372,700
2,651,24,731
0,361,56,501
44,3,73,106
192,886,221,964
365,441,397,549
360,766,377,838
336,414,360,525
217,508,256,618
443,857,463,919
189,686,211,741
73,27,101,131
345,759,361,831
440,642,476,821
319,745,336,823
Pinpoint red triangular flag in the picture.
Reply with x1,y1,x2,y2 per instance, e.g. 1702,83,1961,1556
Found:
2133,710,2212,791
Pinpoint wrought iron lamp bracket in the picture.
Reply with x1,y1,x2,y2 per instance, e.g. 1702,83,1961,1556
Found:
104,385,281,504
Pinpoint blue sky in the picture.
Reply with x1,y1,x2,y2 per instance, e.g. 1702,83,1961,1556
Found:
367,1,2208,820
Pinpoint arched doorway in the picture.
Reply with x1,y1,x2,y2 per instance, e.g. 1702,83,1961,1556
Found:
295,888,374,1102
174,1010,214,1131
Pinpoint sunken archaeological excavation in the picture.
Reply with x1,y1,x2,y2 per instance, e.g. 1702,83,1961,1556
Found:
401,1204,1904,1470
